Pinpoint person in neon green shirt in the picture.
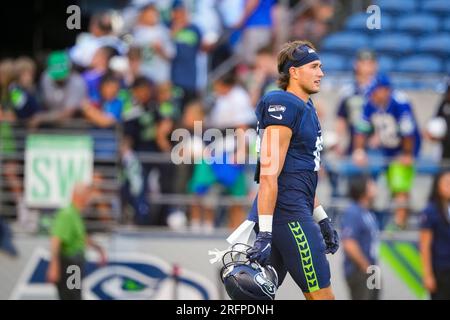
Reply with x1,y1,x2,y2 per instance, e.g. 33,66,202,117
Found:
46,184,106,300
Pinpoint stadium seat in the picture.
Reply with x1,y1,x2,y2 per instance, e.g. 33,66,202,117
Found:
397,55,443,73
321,32,369,53
319,53,348,72
372,33,414,55
375,0,417,15
345,12,393,32
396,14,440,34
418,33,450,57
421,0,450,16
377,55,395,73
447,60,450,73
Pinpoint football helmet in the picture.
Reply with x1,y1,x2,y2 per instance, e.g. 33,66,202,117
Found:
220,243,278,300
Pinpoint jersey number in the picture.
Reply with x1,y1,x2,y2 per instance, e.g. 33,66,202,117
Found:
313,136,323,171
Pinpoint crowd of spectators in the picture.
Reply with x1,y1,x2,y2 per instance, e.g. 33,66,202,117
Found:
0,0,449,235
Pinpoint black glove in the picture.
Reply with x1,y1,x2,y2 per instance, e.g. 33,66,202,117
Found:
319,218,339,254
247,231,272,265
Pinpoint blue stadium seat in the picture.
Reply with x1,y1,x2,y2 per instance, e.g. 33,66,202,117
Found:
319,53,348,72
377,55,395,73
421,0,450,16
418,33,450,57
396,14,440,34
397,55,443,73
321,32,369,53
372,33,414,55
444,17,450,32
447,60,450,73
375,0,417,15
345,12,393,32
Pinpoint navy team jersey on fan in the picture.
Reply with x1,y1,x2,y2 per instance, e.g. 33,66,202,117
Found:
249,90,324,224
357,92,421,157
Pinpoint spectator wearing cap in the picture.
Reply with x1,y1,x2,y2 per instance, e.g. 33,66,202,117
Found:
29,51,87,128
170,0,204,111
353,73,422,230
132,3,175,84
340,175,380,300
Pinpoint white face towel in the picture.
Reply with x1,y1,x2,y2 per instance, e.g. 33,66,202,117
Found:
208,220,256,265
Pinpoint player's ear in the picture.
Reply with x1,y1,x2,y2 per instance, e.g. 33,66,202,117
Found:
290,67,298,80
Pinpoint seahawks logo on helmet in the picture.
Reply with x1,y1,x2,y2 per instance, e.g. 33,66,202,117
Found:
254,271,276,297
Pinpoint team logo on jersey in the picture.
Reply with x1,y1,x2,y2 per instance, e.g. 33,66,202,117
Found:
268,105,286,113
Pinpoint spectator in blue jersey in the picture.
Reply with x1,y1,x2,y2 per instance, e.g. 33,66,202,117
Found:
352,73,421,230
233,0,276,65
420,170,450,300
170,1,203,110
341,175,380,300
82,72,126,128
82,46,118,105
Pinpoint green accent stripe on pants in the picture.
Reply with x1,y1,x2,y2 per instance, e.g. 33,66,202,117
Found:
288,221,320,292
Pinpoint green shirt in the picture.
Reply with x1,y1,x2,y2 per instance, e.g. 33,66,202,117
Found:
51,204,86,257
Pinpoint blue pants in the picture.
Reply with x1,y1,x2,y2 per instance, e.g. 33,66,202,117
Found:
271,220,331,293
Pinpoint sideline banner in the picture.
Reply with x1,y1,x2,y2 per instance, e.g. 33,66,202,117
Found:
25,134,93,208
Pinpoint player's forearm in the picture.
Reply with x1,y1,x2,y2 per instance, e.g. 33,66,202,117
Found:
257,175,277,232
257,175,277,217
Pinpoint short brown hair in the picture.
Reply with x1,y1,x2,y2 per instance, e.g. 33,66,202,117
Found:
277,40,316,90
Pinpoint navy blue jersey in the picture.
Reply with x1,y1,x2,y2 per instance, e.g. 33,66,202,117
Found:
255,90,324,173
357,92,421,157
251,90,323,224
420,203,450,271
